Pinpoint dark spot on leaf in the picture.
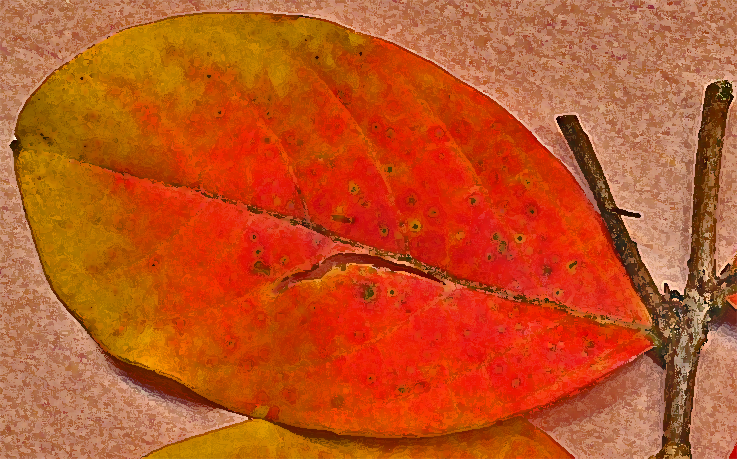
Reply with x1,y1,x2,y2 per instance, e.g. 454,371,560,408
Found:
427,207,439,218
543,266,553,276
252,261,271,276
379,225,389,237
332,215,353,224
362,285,376,301
331,395,344,408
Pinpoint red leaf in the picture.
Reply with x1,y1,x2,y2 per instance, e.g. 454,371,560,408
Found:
13,13,653,436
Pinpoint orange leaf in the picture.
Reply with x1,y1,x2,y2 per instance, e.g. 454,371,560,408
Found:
13,13,652,436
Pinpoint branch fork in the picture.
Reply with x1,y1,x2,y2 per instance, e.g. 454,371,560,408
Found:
556,80,734,459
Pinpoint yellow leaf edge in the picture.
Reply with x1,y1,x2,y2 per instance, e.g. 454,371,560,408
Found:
142,416,574,459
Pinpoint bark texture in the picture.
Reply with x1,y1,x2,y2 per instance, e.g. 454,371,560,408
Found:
558,80,734,459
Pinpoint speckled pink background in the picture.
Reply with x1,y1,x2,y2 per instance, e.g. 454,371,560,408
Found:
3,1,737,458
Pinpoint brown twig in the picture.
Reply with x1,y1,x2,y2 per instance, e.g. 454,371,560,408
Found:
658,80,733,458
686,81,733,296
556,115,670,344
557,80,733,459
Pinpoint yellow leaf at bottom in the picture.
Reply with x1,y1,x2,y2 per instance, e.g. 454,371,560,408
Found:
143,417,573,459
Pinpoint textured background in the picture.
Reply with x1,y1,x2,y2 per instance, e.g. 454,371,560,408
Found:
3,1,737,458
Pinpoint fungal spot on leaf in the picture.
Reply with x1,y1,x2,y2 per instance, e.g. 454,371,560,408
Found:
331,215,353,224
553,288,564,299
385,165,394,173
427,207,439,218
497,240,507,254
372,123,381,133
385,127,395,139
514,234,525,243
362,285,376,301
366,374,376,384
252,261,271,276
497,325,506,333
494,365,503,374
349,181,360,195
405,194,418,207
280,256,289,265
331,395,345,408
250,234,258,241
379,225,389,237
409,219,422,232
543,266,553,276
397,385,410,395
388,288,396,297
254,248,264,256
512,378,521,388
469,196,478,206
528,206,537,216
492,232,500,241
567,260,578,273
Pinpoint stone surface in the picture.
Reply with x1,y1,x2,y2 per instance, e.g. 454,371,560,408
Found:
3,1,737,457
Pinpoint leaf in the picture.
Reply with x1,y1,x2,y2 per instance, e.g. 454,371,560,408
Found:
13,13,653,436
143,418,573,459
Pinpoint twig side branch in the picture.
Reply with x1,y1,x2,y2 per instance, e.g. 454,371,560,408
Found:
556,115,669,342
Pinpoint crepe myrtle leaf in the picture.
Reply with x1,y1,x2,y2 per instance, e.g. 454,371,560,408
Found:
143,418,573,459
13,13,652,437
